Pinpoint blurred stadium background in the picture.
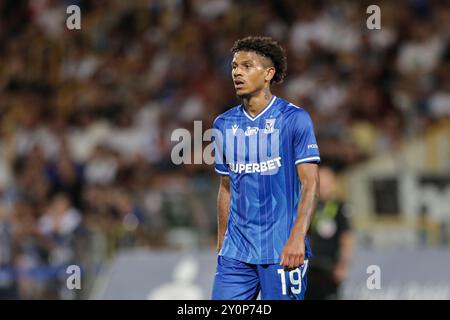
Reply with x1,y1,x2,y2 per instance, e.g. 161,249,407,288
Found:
0,0,449,299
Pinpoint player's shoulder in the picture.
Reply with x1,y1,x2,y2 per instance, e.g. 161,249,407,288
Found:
212,104,241,127
278,98,313,121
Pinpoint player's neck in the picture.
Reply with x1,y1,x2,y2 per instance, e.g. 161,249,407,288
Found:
242,88,273,117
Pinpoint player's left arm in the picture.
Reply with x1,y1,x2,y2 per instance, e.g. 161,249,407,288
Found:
280,162,319,271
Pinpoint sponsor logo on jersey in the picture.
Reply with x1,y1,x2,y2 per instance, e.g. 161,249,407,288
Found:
229,157,282,174
245,126,259,136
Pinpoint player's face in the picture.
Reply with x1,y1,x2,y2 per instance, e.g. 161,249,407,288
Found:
231,51,272,97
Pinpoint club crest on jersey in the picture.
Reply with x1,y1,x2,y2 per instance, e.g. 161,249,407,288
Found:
264,118,276,134
245,126,259,136
232,124,239,135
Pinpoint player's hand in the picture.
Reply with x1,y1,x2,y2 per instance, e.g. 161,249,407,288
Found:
280,235,305,271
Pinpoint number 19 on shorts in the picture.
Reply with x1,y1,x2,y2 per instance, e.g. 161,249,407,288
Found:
276,260,308,296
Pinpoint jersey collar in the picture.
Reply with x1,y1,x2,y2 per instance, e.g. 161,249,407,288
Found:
241,96,277,121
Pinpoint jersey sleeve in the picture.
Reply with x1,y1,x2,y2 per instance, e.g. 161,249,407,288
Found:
291,109,321,165
212,116,229,176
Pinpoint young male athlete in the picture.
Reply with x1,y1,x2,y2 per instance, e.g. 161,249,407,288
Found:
211,36,321,300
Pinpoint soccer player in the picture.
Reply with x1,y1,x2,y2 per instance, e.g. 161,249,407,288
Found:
211,36,321,300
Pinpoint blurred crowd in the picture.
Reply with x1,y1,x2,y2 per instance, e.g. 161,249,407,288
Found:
0,0,449,299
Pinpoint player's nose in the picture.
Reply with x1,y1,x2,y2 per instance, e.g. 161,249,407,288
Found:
232,66,244,77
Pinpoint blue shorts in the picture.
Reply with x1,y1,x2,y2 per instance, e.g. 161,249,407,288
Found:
212,255,309,300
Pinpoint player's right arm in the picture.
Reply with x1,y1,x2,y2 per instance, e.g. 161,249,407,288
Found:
217,175,230,253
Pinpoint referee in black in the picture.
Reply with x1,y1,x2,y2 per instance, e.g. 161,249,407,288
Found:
306,165,354,300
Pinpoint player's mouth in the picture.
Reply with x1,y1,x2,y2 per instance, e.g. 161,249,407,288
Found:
234,79,245,90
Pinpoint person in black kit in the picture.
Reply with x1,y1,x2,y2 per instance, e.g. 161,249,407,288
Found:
305,165,354,300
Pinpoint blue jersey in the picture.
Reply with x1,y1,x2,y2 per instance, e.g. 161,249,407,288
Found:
213,96,320,264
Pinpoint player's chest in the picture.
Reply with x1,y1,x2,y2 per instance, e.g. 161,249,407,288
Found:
224,115,286,141
223,115,290,158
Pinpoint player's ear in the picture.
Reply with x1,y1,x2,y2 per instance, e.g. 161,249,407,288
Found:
265,66,276,83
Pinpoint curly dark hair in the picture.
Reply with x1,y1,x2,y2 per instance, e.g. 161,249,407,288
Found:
231,36,287,84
